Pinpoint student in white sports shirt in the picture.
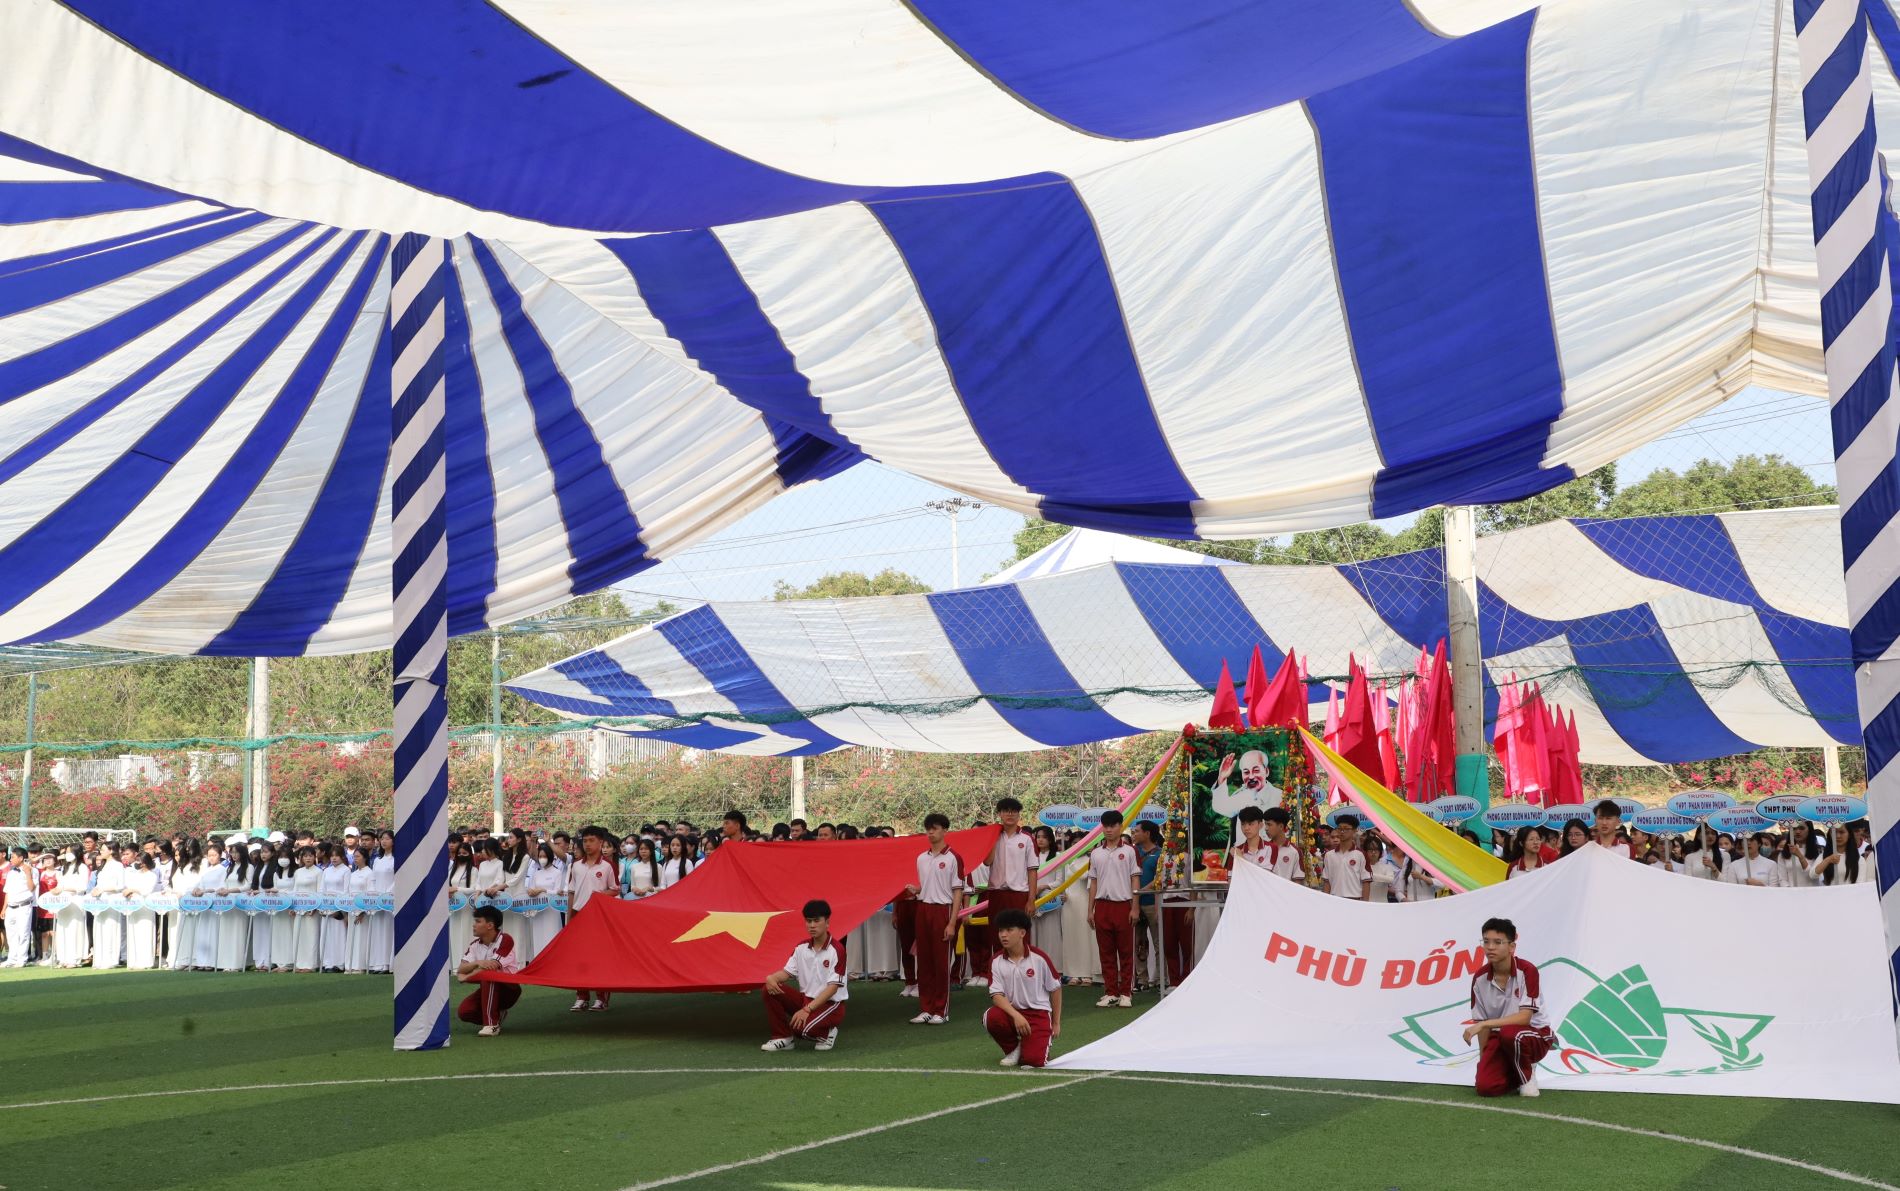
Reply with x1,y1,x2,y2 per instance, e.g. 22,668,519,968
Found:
1591,801,1633,859
1321,816,1367,899
1085,810,1141,1009
760,899,848,1052
1232,807,1302,880
566,827,619,1012
984,908,1062,1068
1723,832,1784,887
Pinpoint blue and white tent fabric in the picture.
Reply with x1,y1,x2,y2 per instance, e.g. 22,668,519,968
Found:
507,507,1856,764
0,0,1882,657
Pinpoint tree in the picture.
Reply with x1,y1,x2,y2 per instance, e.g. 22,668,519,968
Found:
772,569,933,601
1604,455,1832,518
1476,465,1616,533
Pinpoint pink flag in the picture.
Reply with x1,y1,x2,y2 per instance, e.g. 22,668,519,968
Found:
1323,685,1344,803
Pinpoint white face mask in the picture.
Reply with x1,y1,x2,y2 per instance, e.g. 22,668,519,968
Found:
277,857,290,869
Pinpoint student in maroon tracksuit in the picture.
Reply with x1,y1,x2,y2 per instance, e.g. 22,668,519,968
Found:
1464,917,1555,1097
760,900,849,1052
1085,810,1141,1007
980,797,1038,984
904,813,963,1025
984,908,1063,1067
891,885,919,998
455,906,523,1036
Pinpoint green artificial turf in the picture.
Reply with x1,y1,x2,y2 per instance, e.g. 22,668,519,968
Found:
3,966,1897,1191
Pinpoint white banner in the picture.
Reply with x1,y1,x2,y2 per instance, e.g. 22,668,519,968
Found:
1055,845,1900,1102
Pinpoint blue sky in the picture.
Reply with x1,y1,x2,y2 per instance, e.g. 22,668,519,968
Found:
614,387,1833,608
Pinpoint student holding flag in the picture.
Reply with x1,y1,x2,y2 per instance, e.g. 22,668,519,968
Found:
905,813,963,1025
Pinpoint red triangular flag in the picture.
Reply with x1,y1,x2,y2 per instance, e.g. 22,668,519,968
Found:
1208,658,1243,730
1243,644,1269,729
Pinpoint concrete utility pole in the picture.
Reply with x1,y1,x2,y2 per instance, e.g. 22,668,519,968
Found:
491,631,505,834
245,657,270,831
1824,744,1844,796
18,671,37,829
790,755,807,822
924,497,982,588
1443,505,1490,811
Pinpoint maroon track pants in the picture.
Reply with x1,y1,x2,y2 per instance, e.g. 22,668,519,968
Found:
1093,900,1137,997
457,982,521,1028
891,897,917,984
763,987,846,1040
913,902,953,1017
984,1006,1054,1067
1475,1024,1554,1096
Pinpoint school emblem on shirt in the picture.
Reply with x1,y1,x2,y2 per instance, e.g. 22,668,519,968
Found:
822,958,831,968
1390,959,1773,1079
938,861,946,869
1025,968,1034,978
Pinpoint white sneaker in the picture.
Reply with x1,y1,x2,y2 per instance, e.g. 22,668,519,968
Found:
1117,995,1133,1009
925,1014,948,1025
901,984,918,998
1000,1048,1021,1068
760,1037,795,1052
588,999,608,1012
477,1025,500,1037
814,1029,838,1052
1095,994,1116,1007
909,1012,933,1024
964,976,990,989
569,998,587,1012
1518,1074,1541,1098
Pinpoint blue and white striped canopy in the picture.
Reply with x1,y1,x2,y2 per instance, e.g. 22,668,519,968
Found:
0,0,1883,655
507,508,1856,764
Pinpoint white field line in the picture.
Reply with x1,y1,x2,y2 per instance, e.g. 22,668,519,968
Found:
619,1073,1108,1190
4,1066,1892,1189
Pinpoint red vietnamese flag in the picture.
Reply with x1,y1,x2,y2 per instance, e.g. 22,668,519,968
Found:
1242,644,1269,729
481,826,1001,993
1208,658,1244,730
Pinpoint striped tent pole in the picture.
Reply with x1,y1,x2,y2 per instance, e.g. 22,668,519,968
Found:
1796,0,1900,1039
389,233,452,1051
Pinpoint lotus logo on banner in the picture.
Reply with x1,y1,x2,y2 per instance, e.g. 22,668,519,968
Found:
1752,794,1804,823
1705,805,1772,835
1630,808,1697,836
1423,795,1481,824
1481,801,1547,831
1666,790,1737,820
1796,795,1869,823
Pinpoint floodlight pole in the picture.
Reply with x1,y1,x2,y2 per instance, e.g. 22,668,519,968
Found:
18,671,36,829
925,497,982,588
1794,0,1900,1056
1443,504,1489,813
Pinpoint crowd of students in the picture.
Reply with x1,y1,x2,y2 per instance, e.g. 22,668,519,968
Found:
2,797,1880,1061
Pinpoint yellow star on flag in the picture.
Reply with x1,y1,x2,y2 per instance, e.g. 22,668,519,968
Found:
672,910,785,949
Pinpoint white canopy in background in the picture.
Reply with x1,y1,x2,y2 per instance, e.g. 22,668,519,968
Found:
507,507,1854,763
1053,850,1900,1102
0,0,1873,655
984,528,1236,586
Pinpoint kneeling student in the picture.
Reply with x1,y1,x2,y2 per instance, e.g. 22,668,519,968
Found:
456,906,524,1037
984,908,1062,1068
761,899,848,1052
1463,916,1554,1097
